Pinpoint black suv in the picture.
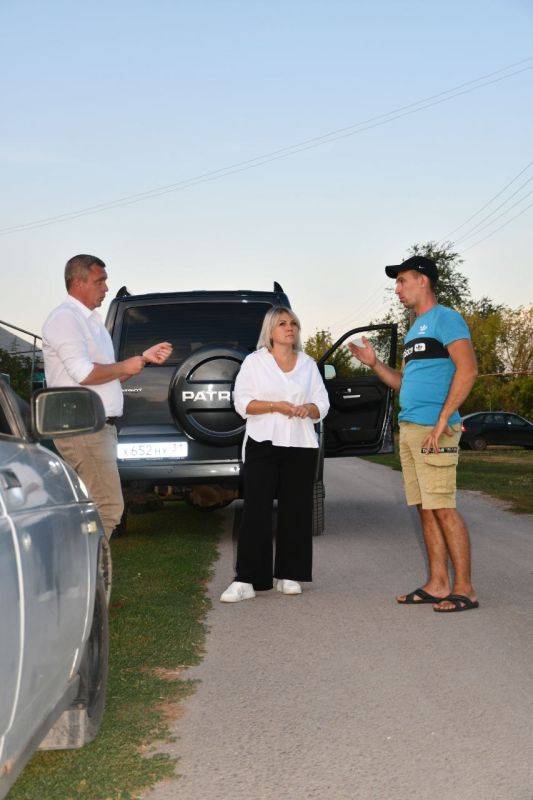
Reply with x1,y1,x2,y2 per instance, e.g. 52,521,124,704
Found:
105,283,397,533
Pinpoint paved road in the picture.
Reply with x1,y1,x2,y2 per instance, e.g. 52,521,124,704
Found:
142,458,533,800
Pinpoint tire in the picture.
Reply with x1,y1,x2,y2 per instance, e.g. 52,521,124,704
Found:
312,480,325,537
98,537,113,605
470,437,487,451
128,498,163,514
186,497,235,512
39,570,109,749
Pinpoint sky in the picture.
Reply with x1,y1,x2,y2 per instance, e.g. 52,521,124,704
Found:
1,0,532,346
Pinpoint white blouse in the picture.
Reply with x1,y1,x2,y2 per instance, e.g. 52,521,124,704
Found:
233,348,330,451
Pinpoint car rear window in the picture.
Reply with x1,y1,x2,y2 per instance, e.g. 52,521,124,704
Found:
118,301,273,365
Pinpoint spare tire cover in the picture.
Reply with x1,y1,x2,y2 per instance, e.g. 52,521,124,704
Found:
169,344,249,446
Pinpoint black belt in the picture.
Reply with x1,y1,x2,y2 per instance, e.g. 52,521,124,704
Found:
106,417,119,426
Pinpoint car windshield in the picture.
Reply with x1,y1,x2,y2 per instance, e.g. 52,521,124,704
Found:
118,301,273,366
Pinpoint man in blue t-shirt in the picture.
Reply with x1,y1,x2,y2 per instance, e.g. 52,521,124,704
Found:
349,255,479,613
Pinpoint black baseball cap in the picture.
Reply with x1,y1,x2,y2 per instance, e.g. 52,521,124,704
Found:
385,255,438,283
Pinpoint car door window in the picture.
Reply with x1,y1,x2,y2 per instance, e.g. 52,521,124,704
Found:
507,415,526,427
0,404,12,436
319,324,397,457
323,328,394,378
0,382,28,440
485,414,504,425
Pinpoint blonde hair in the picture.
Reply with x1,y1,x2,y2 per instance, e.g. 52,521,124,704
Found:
257,305,302,351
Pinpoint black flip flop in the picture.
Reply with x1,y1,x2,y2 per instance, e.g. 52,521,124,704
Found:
433,594,480,613
397,588,446,605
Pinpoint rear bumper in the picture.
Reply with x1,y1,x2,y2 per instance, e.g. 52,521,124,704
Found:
118,459,241,486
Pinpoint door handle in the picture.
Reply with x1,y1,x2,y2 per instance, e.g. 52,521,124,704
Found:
0,470,22,490
0,469,25,506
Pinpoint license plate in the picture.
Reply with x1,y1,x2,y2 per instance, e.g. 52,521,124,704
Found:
117,441,188,460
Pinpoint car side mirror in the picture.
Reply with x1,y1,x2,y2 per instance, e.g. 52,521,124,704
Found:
31,388,106,439
324,364,336,380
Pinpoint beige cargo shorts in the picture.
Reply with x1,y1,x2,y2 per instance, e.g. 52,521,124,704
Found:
399,422,461,510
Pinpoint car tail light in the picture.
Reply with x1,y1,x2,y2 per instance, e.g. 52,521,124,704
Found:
461,424,466,432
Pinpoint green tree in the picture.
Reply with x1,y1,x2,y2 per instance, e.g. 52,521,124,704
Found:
0,348,32,400
499,305,533,374
461,304,532,416
372,242,533,419
408,241,471,308
303,329,333,362
448,298,531,388
304,328,360,377
377,241,472,353
463,298,506,376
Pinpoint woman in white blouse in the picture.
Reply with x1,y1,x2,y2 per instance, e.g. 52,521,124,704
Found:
220,306,330,603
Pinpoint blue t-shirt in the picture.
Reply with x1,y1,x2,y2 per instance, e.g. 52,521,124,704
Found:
399,304,471,426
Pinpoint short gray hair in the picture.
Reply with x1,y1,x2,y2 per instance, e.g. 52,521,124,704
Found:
256,306,302,351
64,254,105,290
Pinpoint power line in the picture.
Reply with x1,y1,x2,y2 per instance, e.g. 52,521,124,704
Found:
328,283,388,334
452,174,533,243
1,58,532,236
455,187,533,243
330,299,392,339
329,284,386,328
439,158,533,242
338,300,391,331
460,198,533,252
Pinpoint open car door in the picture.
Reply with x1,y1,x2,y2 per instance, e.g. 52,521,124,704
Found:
318,324,398,457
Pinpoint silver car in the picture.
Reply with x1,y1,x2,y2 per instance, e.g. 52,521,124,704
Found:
0,380,110,798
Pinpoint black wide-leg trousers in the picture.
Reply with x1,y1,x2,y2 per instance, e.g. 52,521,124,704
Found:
235,437,317,591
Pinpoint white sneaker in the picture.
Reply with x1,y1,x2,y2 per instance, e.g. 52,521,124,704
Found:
220,581,255,603
275,579,302,595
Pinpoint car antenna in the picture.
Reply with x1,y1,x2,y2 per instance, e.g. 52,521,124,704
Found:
273,281,284,294
115,286,130,298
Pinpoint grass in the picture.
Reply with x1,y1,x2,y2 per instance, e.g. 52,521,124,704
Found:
9,502,220,800
365,446,533,514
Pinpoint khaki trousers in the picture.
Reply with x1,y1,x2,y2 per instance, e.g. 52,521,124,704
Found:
54,423,124,539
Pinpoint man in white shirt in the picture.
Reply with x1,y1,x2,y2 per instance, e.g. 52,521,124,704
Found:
42,254,172,539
